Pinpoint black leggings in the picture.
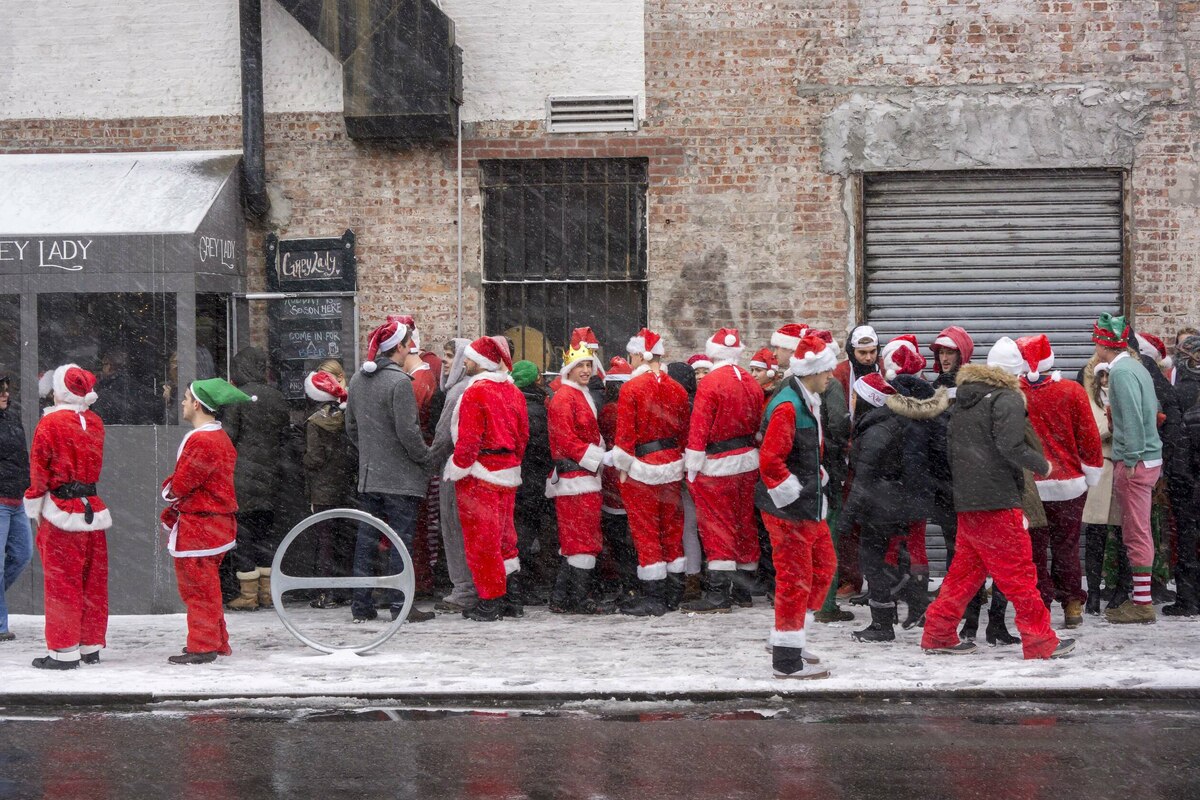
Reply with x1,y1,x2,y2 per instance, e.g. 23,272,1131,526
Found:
233,510,276,574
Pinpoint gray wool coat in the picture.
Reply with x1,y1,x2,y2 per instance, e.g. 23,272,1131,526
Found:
345,359,431,497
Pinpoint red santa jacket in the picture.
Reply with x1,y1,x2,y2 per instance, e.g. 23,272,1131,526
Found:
684,362,763,478
24,406,111,532
545,380,605,497
1021,374,1104,501
598,401,624,514
445,372,530,488
160,422,239,557
756,382,828,521
612,365,690,485
410,362,438,442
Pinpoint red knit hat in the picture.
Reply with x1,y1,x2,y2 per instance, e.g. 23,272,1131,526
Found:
705,327,744,362
771,323,808,352
627,328,664,360
361,317,411,373
881,335,926,380
790,334,838,376
749,347,778,377
305,370,348,408
53,364,98,406
465,336,512,372
853,372,896,408
1016,334,1055,380
605,356,633,383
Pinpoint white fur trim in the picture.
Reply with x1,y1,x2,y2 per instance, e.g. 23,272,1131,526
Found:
1034,475,1088,502
504,557,521,575
40,499,112,532
749,359,769,370
304,372,340,403
605,372,632,383
738,562,759,571
707,560,737,571
49,648,81,663
52,364,95,406
854,376,893,409
610,446,635,473
626,336,664,358
579,443,605,472
23,495,44,521
706,342,743,363
666,557,687,574
1082,463,1104,487
78,644,102,655
770,628,807,648
448,462,522,488
463,343,500,372
767,474,802,508
790,347,838,377
625,457,684,486
380,324,408,354
169,527,236,559
566,554,597,569
683,448,707,474
699,447,759,477
690,358,714,371
637,561,667,580
442,459,472,482
545,472,602,497
771,331,802,351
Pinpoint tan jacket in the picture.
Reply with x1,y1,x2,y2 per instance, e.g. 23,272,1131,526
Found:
1081,358,1122,526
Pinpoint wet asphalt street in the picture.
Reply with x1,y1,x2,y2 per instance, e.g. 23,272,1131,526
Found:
1,699,1198,799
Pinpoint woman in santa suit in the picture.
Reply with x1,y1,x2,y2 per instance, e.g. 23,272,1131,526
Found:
545,343,612,614
25,364,112,670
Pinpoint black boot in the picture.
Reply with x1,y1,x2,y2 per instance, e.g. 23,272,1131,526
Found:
1085,590,1102,615
463,597,504,622
1083,524,1106,615
680,571,734,614
902,572,930,630
851,604,896,643
31,656,78,670
548,562,577,614
619,579,669,617
960,586,985,640
1163,561,1200,616
571,566,615,615
985,588,1020,646
664,573,686,611
772,645,830,679
729,570,755,608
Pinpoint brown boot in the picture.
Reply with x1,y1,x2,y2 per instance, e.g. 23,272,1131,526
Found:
257,567,273,609
1105,600,1156,624
226,570,260,611
1064,599,1084,629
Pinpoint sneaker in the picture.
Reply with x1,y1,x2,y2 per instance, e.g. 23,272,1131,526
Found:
352,607,379,624
924,641,979,656
168,651,218,665
393,606,435,623
813,607,855,623
1064,600,1084,629
1050,638,1076,658
1161,602,1199,618
1105,600,1157,624
773,662,831,680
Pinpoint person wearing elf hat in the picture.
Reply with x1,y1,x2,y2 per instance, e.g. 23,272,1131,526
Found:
599,357,638,597
611,328,691,616
679,328,765,613
1013,334,1104,629
921,338,1071,659
748,348,779,392
443,336,530,622
302,370,356,610
544,343,612,614
160,378,253,664
755,334,839,678
1093,314,1164,623
25,365,113,670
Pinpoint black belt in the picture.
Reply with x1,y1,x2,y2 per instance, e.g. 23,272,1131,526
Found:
50,482,98,524
635,438,677,458
555,458,587,474
706,435,756,455
479,448,513,455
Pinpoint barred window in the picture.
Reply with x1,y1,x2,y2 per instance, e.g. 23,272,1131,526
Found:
481,158,648,371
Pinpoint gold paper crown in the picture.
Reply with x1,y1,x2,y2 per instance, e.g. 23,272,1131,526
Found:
562,343,593,370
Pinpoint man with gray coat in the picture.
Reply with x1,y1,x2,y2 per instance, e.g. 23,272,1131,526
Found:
429,338,477,611
345,317,434,623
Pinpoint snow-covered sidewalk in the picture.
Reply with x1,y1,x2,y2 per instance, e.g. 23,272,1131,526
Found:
2,602,1198,702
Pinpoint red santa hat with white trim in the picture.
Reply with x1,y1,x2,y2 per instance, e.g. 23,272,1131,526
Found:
305,370,348,408
52,363,98,406
687,354,714,372
361,317,412,373
390,315,419,354
1016,334,1056,380
853,372,896,408
790,334,838,376
704,327,744,362
605,356,634,383
627,328,665,361
465,335,513,373
771,323,808,352
880,334,926,381
749,347,778,378
570,327,601,352
1135,332,1168,365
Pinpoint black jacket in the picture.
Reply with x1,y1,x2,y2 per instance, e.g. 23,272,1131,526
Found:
518,384,552,503
949,364,1050,512
0,404,29,499
820,377,851,502
303,404,357,507
224,348,290,512
1140,353,1190,493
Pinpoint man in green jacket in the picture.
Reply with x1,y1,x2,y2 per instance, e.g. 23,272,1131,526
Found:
1094,313,1163,624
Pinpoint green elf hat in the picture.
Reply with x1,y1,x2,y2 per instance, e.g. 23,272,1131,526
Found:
1092,312,1129,349
190,378,255,413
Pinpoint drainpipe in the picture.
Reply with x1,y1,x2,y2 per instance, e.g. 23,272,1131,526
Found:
239,0,271,220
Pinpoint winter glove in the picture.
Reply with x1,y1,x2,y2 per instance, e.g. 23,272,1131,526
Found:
602,449,616,468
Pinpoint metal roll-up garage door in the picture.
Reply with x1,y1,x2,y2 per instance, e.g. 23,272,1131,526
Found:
863,169,1124,372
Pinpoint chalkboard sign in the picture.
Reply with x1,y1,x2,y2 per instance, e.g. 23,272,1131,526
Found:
266,230,356,293
277,296,344,320
279,329,343,361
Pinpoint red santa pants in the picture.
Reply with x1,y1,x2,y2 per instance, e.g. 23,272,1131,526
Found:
174,554,231,656
456,476,519,600
690,471,761,568
37,525,108,653
1030,494,1088,607
619,478,684,575
763,516,835,647
554,492,603,559
922,509,1059,659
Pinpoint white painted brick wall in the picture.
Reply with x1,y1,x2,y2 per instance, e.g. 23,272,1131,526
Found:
0,0,645,124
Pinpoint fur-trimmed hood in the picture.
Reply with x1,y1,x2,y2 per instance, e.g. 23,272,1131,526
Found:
885,387,952,420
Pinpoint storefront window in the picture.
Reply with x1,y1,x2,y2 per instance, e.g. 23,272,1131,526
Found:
38,293,176,425
197,293,230,381
0,295,19,401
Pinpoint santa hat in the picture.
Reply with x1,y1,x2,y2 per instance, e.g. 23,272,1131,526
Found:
361,318,411,373
688,354,714,372
790,334,838,377
849,325,879,349
705,327,743,362
1135,332,1167,364
987,337,1026,376
627,328,665,361
771,323,808,352
605,356,633,383
808,329,841,358
52,364,98,406
465,335,512,373
853,372,896,409
570,327,601,351
1016,334,1055,380
305,370,348,408
1093,313,1129,349
749,348,778,378
880,335,926,380
389,315,419,354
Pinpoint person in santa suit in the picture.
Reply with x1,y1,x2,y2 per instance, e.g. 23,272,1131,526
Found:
25,365,113,670
160,378,253,665
748,348,780,393
1015,334,1104,629
611,328,691,616
548,327,607,407
443,336,530,622
680,328,764,613
756,334,839,679
545,343,612,614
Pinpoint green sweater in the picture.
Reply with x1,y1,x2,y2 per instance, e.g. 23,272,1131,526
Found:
1108,353,1163,467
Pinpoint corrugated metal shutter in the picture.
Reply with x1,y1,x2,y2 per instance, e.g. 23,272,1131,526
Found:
863,170,1124,372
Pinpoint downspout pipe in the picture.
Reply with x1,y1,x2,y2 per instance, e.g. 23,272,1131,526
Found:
239,0,271,220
